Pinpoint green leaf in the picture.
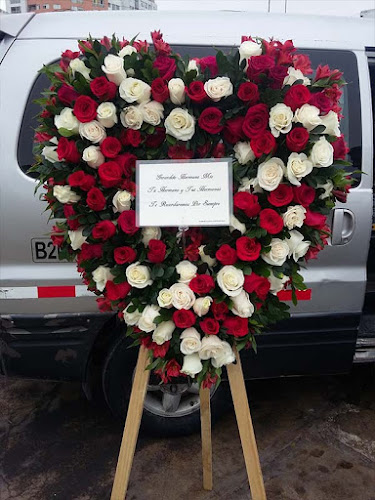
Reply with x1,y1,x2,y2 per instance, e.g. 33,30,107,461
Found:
58,128,76,138
310,124,326,135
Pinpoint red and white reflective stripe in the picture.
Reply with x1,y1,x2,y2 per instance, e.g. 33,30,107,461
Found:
277,289,312,301
0,285,94,299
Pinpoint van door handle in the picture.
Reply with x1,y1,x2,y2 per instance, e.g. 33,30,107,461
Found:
331,208,355,245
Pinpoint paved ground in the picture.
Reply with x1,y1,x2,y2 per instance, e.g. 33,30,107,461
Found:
1,365,375,500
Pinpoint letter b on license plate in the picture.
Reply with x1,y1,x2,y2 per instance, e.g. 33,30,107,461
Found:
31,238,62,263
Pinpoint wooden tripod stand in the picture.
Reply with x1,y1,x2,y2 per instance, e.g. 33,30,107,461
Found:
110,346,267,500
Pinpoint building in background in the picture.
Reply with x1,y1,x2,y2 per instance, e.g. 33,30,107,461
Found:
4,0,27,13
0,0,156,13
108,0,156,11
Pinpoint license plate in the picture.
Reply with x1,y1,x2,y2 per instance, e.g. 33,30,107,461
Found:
31,238,64,263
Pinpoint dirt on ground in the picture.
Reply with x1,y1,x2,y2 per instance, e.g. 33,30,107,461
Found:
1,365,375,500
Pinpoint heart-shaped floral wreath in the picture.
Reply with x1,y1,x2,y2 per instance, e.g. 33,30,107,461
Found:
32,31,352,388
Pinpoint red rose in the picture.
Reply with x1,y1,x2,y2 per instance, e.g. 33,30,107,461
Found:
114,246,137,265
64,205,80,230
242,103,269,139
120,128,142,148
57,84,80,106
86,187,106,211
115,153,137,178
96,297,112,313
117,210,139,235
145,127,165,148
56,138,81,163
198,107,224,134
68,170,95,191
250,131,276,158
223,316,249,337
73,95,98,123
244,273,270,301
152,340,170,358
199,56,218,77
246,55,275,82
200,318,220,335
168,144,194,159
233,192,261,217
98,161,123,188
304,209,327,229
189,275,215,295
165,359,182,378
34,131,53,143
92,220,116,241
184,244,200,262
332,135,349,160
293,184,315,207
186,81,207,103
284,85,311,112
153,55,176,80
286,127,309,152
79,243,103,261
309,92,332,115
223,116,245,144
151,77,169,103
211,300,229,321
100,137,122,158
51,226,64,247
216,244,237,265
268,65,288,89
147,239,166,263
212,143,226,158
186,227,203,245
259,209,284,234
268,184,294,207
237,82,259,104
236,236,261,261
173,309,196,329
90,77,117,101
105,280,131,301
59,49,79,71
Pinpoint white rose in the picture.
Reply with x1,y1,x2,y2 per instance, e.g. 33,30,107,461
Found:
140,100,164,126
293,104,322,131
269,103,293,138
142,226,161,246
180,353,202,377
231,290,254,318
112,190,132,213
119,77,151,104
238,177,263,194
54,107,80,134
138,304,160,333
234,141,255,165
92,265,114,292
286,152,313,186
118,45,137,58
82,146,105,169
217,265,244,297
199,246,217,268
157,288,173,309
257,157,285,192
318,179,334,199
97,102,118,128
320,111,340,137
310,136,334,168
126,262,153,288
101,54,127,86
69,58,91,80
239,40,262,67
42,145,60,163
268,273,289,295
282,205,306,230
176,261,197,284
287,230,310,261
193,296,213,317
123,303,142,326
283,67,310,86
187,59,199,73
229,215,246,235
212,341,235,368
261,238,289,266
164,108,195,141
68,228,87,250
180,328,201,355
170,283,196,310
168,78,185,105
204,76,233,102
120,105,143,130
79,121,106,144
152,321,175,345
53,185,80,204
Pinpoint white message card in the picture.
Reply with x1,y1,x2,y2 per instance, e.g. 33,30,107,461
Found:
136,158,232,227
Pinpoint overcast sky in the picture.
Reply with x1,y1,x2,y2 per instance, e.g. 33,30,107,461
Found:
156,0,375,16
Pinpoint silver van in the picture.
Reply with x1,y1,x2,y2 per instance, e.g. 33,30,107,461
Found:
1,10,374,436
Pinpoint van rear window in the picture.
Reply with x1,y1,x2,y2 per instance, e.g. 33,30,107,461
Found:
18,47,361,182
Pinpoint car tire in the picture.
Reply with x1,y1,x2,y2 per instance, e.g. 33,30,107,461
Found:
102,335,231,437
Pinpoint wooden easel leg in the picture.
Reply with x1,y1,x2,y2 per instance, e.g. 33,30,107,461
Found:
200,386,213,491
110,346,150,500
226,347,267,500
